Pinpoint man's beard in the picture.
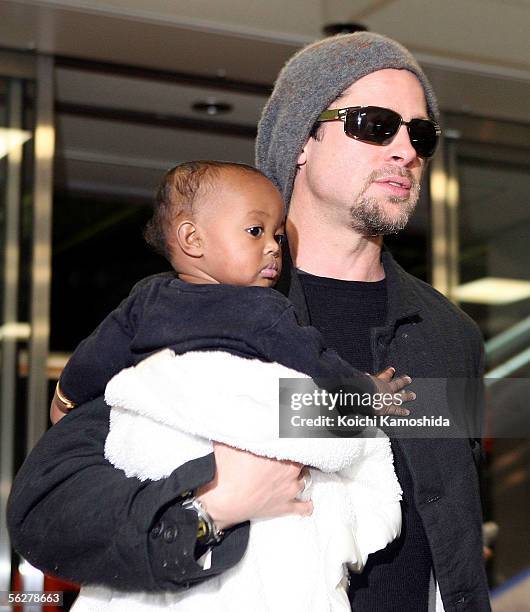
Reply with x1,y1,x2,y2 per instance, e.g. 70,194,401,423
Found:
349,168,421,236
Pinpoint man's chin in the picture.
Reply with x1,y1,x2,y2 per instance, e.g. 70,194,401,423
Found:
349,197,417,236
350,210,413,236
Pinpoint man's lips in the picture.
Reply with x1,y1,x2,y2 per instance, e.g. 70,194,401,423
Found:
373,176,412,196
260,262,279,279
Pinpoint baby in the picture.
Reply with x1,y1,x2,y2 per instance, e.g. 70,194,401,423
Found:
54,161,411,415
53,161,411,611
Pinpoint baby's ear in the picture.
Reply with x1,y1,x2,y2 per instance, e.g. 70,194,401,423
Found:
175,220,203,257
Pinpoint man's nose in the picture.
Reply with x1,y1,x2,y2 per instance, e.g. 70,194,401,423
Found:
384,124,418,166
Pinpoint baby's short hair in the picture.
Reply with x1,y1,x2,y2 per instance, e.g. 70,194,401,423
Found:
144,160,267,261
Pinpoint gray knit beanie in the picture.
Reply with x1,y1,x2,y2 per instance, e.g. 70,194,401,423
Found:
255,32,439,207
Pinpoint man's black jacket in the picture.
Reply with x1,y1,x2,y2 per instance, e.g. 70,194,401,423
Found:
7,250,490,611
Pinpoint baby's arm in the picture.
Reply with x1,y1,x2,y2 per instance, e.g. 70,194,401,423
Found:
51,275,172,422
258,302,413,415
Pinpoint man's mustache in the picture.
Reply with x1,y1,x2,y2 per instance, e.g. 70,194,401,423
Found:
360,166,419,196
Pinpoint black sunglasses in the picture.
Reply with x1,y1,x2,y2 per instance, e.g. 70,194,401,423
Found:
316,105,441,158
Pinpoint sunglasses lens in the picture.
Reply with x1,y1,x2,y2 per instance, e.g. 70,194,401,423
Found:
342,106,440,157
345,107,402,145
408,119,439,157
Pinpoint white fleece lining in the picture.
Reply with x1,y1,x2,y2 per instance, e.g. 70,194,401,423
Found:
73,349,402,612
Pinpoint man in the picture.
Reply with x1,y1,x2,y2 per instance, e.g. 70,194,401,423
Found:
255,33,489,611
8,32,489,611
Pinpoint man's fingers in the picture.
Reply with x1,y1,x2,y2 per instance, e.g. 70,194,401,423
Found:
400,390,416,403
388,375,412,393
297,466,311,480
282,461,304,478
385,405,410,416
375,366,395,381
288,500,313,517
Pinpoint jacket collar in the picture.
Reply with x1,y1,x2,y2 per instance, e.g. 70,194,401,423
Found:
380,249,421,326
277,245,421,329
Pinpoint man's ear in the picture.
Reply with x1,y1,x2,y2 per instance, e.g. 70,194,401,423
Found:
296,147,308,167
297,137,312,167
175,220,203,257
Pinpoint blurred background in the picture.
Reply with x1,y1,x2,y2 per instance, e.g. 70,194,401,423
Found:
0,0,529,609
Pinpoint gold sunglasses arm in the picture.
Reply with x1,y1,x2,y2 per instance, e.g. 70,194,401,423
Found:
316,108,350,122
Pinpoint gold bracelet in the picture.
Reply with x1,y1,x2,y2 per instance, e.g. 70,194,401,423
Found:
55,382,76,411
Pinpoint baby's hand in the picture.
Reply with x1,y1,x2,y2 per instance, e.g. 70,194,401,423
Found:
368,366,415,416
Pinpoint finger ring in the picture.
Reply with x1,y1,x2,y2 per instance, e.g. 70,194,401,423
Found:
296,471,312,500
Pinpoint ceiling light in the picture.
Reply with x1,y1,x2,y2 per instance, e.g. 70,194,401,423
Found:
0,127,32,159
192,101,233,116
453,277,530,305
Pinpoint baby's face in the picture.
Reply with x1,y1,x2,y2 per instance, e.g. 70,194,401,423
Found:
196,170,285,287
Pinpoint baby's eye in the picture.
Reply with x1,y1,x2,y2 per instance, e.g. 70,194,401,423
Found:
275,234,286,246
246,226,264,238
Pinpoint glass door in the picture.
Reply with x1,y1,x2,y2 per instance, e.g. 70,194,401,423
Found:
455,137,530,590
431,113,530,590
0,51,55,600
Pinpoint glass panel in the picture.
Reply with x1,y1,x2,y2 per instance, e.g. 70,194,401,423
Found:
457,150,530,342
453,135,530,589
0,72,35,594
51,192,165,351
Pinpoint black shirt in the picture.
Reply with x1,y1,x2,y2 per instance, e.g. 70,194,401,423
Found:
299,272,387,372
299,270,432,612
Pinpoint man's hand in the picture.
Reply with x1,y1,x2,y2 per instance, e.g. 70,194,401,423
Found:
369,366,416,416
196,442,312,530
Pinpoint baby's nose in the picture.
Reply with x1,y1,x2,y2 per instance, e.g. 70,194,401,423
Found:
265,237,280,254
269,242,281,256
